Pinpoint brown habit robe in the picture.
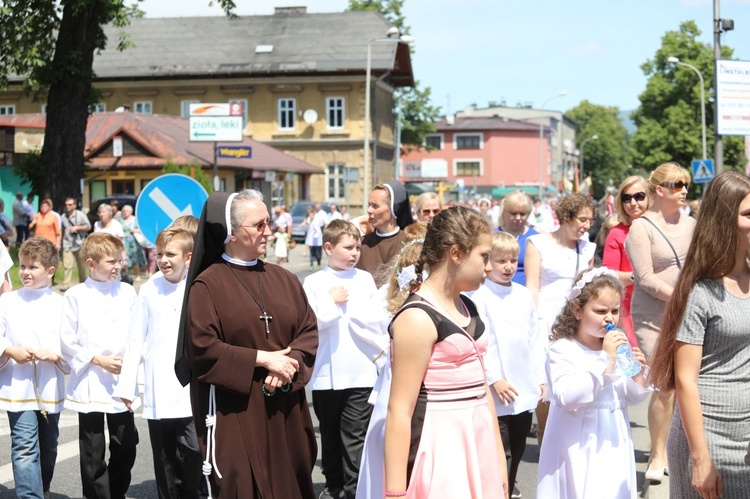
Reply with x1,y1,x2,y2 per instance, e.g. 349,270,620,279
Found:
356,230,407,287
185,260,318,498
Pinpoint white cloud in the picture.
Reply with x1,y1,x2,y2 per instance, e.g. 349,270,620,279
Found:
570,43,607,57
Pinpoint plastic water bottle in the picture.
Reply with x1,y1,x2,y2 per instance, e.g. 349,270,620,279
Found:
605,323,642,377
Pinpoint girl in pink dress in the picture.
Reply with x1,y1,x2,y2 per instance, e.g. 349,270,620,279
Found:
384,206,507,499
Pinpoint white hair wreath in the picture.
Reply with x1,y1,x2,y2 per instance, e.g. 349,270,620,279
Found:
568,267,620,301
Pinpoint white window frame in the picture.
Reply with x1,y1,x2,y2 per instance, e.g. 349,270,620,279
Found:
326,163,346,201
90,103,106,113
453,133,483,150
41,104,47,114
134,101,152,114
181,100,200,118
278,97,296,131
424,133,444,150
229,99,249,127
326,97,345,130
453,158,484,177
0,105,16,116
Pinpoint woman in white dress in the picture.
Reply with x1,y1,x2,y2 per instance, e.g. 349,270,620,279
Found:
524,192,596,444
537,268,651,498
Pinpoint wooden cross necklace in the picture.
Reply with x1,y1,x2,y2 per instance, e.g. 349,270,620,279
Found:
226,262,272,334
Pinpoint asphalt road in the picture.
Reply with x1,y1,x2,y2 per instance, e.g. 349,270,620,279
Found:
0,245,666,498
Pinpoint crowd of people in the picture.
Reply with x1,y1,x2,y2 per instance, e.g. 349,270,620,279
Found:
0,164,748,499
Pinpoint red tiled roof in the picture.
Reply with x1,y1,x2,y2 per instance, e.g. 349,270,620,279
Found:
0,113,322,174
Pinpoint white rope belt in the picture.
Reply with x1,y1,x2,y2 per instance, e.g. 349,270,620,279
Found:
203,384,222,499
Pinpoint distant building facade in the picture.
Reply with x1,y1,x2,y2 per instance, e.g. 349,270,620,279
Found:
0,8,414,213
400,116,555,200
456,104,577,190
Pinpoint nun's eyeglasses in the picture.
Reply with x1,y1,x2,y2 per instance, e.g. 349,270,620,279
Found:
237,218,276,233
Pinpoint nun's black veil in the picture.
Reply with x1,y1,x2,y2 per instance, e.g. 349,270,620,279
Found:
174,191,236,386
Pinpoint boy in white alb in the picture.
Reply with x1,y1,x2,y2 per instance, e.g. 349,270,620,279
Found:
0,237,66,498
470,232,545,499
114,227,203,499
303,220,378,499
61,232,138,499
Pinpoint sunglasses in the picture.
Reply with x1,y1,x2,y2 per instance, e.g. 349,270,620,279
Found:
621,192,647,203
237,218,276,233
421,209,440,216
660,181,690,190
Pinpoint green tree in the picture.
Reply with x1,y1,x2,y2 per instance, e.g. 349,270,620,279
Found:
631,21,746,181
347,0,441,148
567,100,631,198
161,160,214,194
0,0,234,211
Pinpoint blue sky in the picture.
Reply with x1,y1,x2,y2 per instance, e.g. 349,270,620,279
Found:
140,0,750,115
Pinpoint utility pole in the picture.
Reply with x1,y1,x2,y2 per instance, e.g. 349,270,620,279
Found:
713,0,724,174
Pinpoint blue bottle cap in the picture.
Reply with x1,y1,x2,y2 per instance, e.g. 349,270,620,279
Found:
605,322,616,332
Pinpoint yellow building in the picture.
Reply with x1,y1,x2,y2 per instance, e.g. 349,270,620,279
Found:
0,7,414,214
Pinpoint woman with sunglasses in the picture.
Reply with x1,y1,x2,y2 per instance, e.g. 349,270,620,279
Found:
601,176,649,346
625,162,696,484
524,192,596,446
414,192,442,224
498,190,538,285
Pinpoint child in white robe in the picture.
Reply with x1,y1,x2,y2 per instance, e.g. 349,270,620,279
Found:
0,237,66,498
61,232,138,499
114,227,203,499
303,220,378,499
537,268,651,499
471,232,543,499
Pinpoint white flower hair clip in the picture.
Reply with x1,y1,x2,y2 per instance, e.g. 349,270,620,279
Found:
568,267,620,301
396,264,425,291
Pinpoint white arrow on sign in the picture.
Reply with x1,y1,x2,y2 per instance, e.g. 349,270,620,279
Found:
148,187,194,218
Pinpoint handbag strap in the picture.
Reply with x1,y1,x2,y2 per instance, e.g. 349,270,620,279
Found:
640,216,682,270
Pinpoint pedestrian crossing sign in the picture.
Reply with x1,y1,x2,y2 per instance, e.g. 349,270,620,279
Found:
691,159,714,184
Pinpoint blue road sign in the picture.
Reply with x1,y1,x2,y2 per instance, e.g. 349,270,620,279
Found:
135,174,209,245
692,159,714,184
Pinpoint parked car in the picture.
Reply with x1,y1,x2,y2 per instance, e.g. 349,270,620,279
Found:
87,194,138,229
290,201,330,242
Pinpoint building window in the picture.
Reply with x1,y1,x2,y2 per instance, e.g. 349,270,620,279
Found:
455,160,482,177
326,97,345,129
89,103,106,113
327,163,345,200
134,101,152,114
181,100,200,118
90,180,106,202
41,105,47,114
111,179,135,195
278,98,296,131
455,133,482,150
425,134,443,150
0,105,15,115
229,99,248,127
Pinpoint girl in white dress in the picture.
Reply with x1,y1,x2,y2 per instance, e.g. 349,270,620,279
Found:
537,268,651,499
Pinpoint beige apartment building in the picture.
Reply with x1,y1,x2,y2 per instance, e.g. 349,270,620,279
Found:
0,7,414,213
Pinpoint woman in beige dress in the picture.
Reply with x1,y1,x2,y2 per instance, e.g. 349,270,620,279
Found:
625,162,696,483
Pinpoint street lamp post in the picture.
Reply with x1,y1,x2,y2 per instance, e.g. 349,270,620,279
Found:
579,134,599,185
667,56,707,160
363,29,413,212
538,91,568,199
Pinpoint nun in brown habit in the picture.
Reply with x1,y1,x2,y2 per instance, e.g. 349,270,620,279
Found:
175,189,318,498
356,180,414,286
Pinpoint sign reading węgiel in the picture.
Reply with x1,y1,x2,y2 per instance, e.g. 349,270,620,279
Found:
217,146,252,159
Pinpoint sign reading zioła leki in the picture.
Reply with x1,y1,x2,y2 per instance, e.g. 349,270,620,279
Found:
188,103,244,142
